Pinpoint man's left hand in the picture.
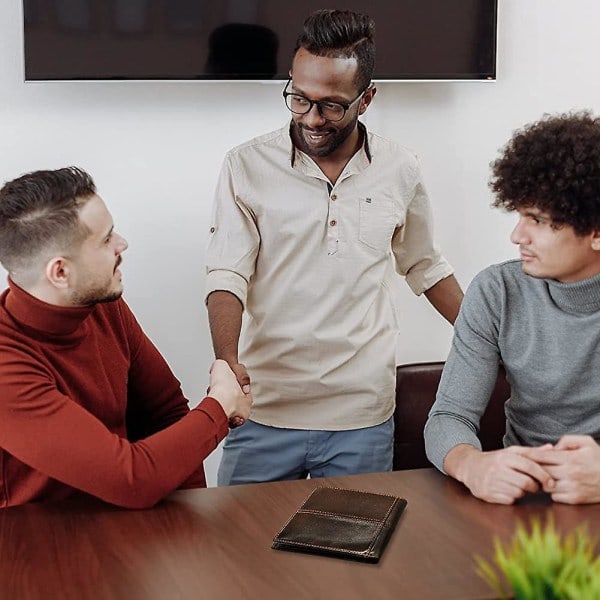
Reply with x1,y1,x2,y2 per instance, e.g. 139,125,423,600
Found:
527,435,600,504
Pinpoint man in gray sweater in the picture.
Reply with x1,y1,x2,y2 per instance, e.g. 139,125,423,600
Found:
425,111,600,505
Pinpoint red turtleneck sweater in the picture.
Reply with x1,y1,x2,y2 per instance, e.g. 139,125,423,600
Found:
0,280,228,509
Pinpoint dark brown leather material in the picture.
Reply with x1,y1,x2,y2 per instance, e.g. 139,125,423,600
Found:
272,487,407,563
393,362,510,470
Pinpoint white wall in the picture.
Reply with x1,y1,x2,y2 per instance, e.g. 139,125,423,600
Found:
2,1,599,485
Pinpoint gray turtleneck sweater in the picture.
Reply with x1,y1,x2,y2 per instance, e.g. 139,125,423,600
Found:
424,259,600,472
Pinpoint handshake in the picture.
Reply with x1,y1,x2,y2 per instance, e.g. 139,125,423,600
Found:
206,359,253,428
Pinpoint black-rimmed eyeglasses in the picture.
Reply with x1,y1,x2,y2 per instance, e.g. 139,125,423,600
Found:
282,79,370,122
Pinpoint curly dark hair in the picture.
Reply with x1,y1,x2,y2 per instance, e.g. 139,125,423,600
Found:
490,111,600,235
294,9,375,92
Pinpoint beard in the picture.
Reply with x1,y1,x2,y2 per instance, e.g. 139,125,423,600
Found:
70,284,123,307
291,112,359,158
70,256,123,307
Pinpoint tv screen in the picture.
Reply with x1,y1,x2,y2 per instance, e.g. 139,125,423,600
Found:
23,0,497,81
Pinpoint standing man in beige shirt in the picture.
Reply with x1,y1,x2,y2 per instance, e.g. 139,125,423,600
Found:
206,9,463,485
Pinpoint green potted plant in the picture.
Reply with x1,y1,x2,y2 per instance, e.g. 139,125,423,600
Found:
475,518,600,599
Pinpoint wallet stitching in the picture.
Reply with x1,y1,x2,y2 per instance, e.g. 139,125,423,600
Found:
297,509,385,523
273,487,403,557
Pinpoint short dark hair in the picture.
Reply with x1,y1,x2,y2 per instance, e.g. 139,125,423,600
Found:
490,111,600,235
0,167,96,274
294,9,375,91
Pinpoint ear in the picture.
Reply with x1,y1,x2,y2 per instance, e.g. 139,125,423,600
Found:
591,231,600,251
358,86,376,115
44,256,71,290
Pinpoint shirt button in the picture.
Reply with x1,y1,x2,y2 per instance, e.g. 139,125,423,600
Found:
210,226,216,233
330,220,337,226
331,194,337,201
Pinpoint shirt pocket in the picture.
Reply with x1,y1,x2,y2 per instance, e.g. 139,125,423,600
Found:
358,197,397,253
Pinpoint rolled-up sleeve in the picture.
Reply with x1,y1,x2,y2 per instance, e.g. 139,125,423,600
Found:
205,153,260,308
392,170,453,295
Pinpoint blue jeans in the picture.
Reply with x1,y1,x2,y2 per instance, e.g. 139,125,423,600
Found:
217,417,394,486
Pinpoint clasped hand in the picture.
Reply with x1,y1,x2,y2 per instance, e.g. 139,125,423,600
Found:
206,359,252,428
452,435,600,505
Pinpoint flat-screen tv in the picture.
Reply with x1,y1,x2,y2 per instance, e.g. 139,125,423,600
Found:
23,0,498,82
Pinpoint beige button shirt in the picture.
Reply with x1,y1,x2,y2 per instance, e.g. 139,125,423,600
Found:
206,124,453,430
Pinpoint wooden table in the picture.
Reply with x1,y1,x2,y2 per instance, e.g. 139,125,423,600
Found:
1,468,600,599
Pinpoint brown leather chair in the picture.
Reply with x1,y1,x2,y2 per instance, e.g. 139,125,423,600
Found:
393,361,510,470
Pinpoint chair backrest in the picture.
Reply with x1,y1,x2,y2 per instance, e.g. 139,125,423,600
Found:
393,361,510,470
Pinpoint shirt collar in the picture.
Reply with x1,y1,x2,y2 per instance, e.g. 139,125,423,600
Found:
4,277,94,338
545,271,600,314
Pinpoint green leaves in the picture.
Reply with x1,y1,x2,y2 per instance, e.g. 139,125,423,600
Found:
474,518,600,600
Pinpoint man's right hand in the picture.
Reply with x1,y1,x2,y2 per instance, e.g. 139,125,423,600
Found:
206,359,252,426
444,444,554,504
229,361,251,394
226,361,251,427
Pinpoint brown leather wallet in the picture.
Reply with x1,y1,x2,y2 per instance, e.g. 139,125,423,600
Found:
272,486,407,563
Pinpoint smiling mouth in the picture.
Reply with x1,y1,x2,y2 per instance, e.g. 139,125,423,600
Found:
304,130,330,140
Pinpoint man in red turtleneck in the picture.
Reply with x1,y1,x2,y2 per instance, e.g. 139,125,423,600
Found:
0,167,251,509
